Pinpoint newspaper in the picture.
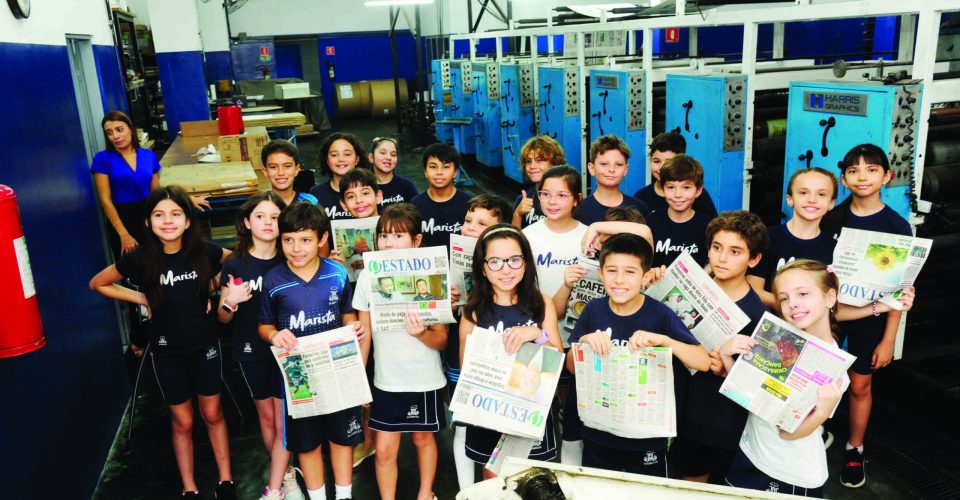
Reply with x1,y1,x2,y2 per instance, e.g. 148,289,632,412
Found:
645,252,750,352
572,343,676,439
719,312,855,433
562,256,604,344
832,228,932,310
450,326,563,439
331,216,378,282
271,325,373,419
449,233,477,306
362,246,455,332
486,434,536,476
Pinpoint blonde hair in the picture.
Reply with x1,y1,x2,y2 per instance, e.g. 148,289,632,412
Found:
519,136,565,171
772,259,839,337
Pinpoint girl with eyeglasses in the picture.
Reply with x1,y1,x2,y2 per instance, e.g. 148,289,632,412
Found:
459,224,563,479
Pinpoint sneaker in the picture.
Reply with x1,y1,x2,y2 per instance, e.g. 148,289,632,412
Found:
352,444,376,467
260,488,283,500
282,467,305,500
216,480,237,500
182,492,199,497
840,447,866,488
823,430,834,449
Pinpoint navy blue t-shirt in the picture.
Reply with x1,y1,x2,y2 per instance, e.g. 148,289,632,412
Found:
747,224,836,289
633,184,718,218
259,258,354,337
682,287,767,450
378,175,419,207
309,181,354,221
411,189,471,248
646,210,712,268
221,253,284,360
569,296,699,452
513,187,546,228
575,193,650,226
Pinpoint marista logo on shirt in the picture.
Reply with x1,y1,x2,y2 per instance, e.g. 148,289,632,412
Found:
248,276,264,293
655,238,699,256
536,252,578,267
367,256,434,274
380,194,405,205
160,270,197,286
289,309,337,330
324,205,351,219
423,218,462,235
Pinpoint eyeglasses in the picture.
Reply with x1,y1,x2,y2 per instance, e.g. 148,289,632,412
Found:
538,190,574,202
484,255,525,271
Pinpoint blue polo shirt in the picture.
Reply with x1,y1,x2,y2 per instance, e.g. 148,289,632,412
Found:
90,148,161,203
259,258,353,337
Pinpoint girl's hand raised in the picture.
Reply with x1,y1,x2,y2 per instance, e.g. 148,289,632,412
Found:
223,274,253,307
563,264,586,290
641,265,667,288
503,325,541,354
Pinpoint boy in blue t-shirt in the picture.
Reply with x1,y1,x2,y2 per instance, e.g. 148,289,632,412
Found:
411,143,471,248
262,140,319,207
646,154,713,268
633,132,717,217
259,203,365,500
565,233,710,477
575,135,650,225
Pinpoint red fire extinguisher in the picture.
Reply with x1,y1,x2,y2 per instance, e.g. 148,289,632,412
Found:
0,185,45,358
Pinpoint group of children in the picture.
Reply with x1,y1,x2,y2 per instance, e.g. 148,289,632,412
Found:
88,128,916,499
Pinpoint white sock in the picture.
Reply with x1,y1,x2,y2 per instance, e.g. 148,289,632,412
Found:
308,487,326,500
334,483,352,500
845,442,864,453
560,439,583,466
454,426,475,490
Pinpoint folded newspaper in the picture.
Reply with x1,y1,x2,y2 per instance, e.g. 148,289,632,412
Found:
362,246,455,332
832,227,932,310
572,343,676,439
271,325,373,419
449,233,477,306
645,251,750,352
562,256,604,344
450,326,563,439
719,312,854,433
331,216,378,282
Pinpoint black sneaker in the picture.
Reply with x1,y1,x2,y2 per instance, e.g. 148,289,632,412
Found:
840,448,866,488
216,481,237,500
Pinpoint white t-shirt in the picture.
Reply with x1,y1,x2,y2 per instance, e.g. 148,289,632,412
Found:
522,220,588,297
353,269,446,392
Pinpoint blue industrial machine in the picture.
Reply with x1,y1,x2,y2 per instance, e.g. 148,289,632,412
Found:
431,59,454,143
472,61,504,168
449,60,476,155
588,68,647,195
665,74,748,212
782,81,922,221
500,61,537,182
538,65,582,170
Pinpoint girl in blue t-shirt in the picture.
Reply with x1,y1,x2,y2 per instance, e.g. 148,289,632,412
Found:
459,224,564,480
369,137,419,207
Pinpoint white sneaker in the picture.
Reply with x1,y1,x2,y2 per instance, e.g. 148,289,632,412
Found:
259,488,282,500
282,467,305,500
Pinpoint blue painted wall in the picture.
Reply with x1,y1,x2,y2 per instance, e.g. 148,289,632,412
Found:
0,41,129,499
93,44,128,114
204,50,233,85
275,44,304,79
157,50,211,139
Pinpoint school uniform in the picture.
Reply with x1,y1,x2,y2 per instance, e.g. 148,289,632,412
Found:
747,224,836,289
259,258,362,453
378,175,419,207
465,303,558,463
522,220,588,298
353,269,446,432
513,187,546,228
411,189,472,248
569,296,700,477
574,193,650,226
90,148,161,257
633,184,718,218
673,287,767,482
115,241,224,405
221,253,285,400
646,210,712,268
309,182,354,221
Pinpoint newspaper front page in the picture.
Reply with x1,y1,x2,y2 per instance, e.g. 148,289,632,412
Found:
562,256,604,343
362,246,455,332
450,326,563,439
331,216,378,282
832,228,932,310
645,252,750,352
271,325,373,419
719,312,855,432
572,343,676,439
449,233,477,306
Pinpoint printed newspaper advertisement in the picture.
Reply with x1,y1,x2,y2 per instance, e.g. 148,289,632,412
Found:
449,233,477,306
832,228,932,310
271,325,373,419
363,246,455,332
450,326,563,439
331,216,378,282
572,343,676,439
719,312,855,433
645,251,750,352
562,256,604,342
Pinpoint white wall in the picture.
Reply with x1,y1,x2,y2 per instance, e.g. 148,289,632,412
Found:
0,0,114,45
126,0,151,26
147,0,202,53
197,0,230,51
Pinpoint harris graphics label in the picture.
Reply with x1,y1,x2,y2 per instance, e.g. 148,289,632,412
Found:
803,91,868,116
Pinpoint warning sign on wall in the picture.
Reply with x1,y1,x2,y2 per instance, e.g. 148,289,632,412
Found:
666,28,679,43
326,46,335,56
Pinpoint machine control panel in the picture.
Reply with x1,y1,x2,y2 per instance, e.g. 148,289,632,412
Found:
440,60,451,89
564,67,579,117
460,61,473,93
888,85,921,189
723,75,747,152
627,71,645,131
520,64,535,107
486,63,500,100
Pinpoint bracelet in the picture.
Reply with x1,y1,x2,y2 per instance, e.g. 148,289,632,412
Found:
871,301,880,317
534,328,549,345
111,220,123,227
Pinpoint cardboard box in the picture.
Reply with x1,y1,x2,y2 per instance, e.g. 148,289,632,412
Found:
276,82,311,99
218,127,270,170
180,120,219,137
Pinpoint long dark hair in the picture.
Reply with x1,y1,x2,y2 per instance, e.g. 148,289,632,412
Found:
318,132,369,178
820,144,889,238
463,224,544,326
140,186,216,308
232,191,287,261
101,110,140,152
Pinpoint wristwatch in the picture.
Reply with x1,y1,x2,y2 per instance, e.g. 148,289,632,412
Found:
222,301,238,313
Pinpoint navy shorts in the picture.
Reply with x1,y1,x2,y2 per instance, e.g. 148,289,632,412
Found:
238,358,283,400
283,405,364,453
561,383,582,441
370,386,445,433
582,440,667,477
671,437,735,482
150,343,222,405
840,329,884,375
725,448,823,497
464,414,557,464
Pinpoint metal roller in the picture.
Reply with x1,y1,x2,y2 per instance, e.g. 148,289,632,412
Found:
926,140,960,166
922,165,960,203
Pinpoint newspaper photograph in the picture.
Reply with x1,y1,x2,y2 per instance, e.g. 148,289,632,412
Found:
645,252,750,352
572,343,676,439
271,325,373,419
450,326,563,439
363,246,455,332
449,233,477,306
562,256,604,343
331,216,378,282
719,312,855,433
832,228,932,310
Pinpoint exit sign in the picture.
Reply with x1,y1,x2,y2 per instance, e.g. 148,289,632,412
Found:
326,46,335,56
665,27,679,43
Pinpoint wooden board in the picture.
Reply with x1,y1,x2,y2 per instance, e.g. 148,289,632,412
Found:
160,161,258,197
242,105,283,114
242,112,306,128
